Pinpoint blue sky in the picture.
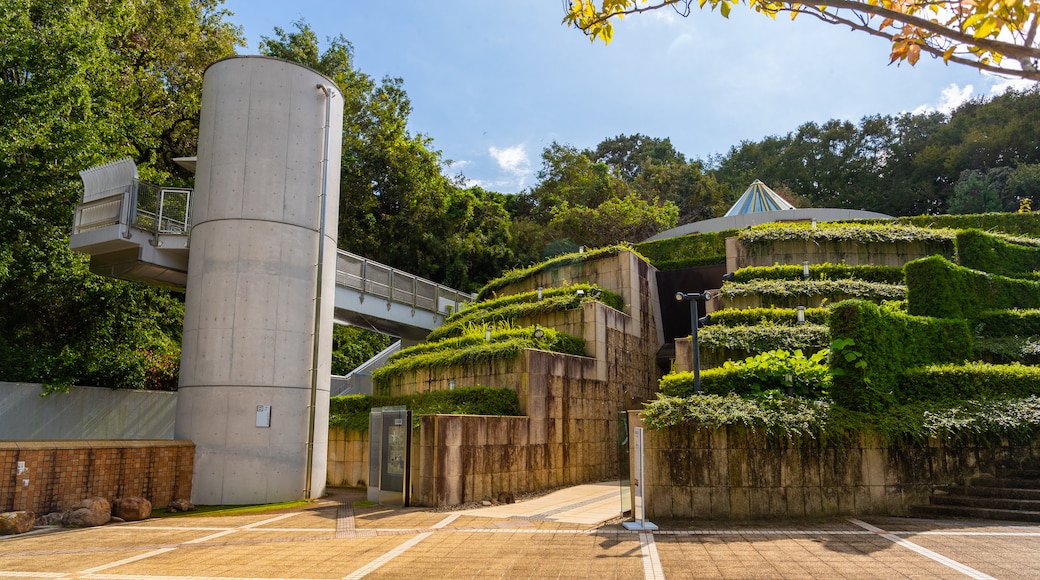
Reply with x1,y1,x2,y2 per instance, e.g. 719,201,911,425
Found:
220,0,1033,194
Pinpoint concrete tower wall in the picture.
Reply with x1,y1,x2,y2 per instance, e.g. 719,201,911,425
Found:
176,56,343,504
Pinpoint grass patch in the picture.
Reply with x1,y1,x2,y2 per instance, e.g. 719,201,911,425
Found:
151,500,312,518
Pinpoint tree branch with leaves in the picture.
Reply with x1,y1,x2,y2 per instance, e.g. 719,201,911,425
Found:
563,0,1040,80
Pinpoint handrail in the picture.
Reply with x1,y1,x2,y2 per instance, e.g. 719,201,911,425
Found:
335,250,473,316
73,180,191,237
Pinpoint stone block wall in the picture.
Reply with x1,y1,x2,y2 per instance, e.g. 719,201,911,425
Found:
327,427,368,487
347,251,667,506
632,413,1040,520
0,440,194,515
726,236,955,272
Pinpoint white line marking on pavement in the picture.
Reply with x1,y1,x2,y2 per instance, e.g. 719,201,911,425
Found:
848,519,997,580
430,514,459,529
639,532,665,580
341,532,433,580
70,547,177,575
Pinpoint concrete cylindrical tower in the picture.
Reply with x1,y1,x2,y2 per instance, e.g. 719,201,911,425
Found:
176,56,343,504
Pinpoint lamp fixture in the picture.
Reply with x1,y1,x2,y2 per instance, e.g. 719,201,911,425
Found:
533,325,545,339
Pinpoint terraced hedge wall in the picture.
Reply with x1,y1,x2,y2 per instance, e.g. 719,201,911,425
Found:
828,300,972,411
956,229,1040,277
905,255,1040,320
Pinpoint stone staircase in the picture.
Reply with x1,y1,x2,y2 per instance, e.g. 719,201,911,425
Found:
910,459,1040,523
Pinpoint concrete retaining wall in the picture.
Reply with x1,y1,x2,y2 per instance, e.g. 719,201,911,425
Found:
0,440,194,515
0,382,176,440
726,236,955,272
633,412,1040,520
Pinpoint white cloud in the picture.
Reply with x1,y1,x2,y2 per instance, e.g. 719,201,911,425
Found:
912,83,975,115
985,75,1036,96
489,144,532,189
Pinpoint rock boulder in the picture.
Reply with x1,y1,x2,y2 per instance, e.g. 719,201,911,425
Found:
112,497,152,521
167,499,195,513
64,497,111,528
0,511,35,535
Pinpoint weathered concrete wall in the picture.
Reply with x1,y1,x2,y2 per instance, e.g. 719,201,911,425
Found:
0,440,194,515
726,236,955,272
351,251,666,506
0,383,176,440
327,427,368,487
633,413,1040,520
409,349,630,506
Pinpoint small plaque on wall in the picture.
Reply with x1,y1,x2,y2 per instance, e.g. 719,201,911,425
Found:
256,405,272,427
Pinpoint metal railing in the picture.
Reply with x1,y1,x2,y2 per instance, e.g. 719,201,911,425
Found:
134,182,191,234
335,251,474,315
73,180,191,236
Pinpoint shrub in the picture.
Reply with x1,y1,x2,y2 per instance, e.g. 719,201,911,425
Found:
905,255,1040,319
730,264,904,284
641,392,830,439
828,300,972,411
641,392,1040,444
429,283,622,341
633,230,737,270
718,279,906,307
329,387,522,431
738,222,955,246
900,362,1040,402
707,307,829,327
475,245,633,301
973,336,1040,364
373,328,586,387
661,348,830,399
892,212,1040,236
392,324,584,362
699,324,830,354
973,309,1040,338
956,229,1040,277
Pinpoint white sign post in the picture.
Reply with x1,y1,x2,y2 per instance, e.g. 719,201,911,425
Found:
623,426,658,531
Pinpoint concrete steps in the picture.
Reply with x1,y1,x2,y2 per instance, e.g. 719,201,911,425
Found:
910,459,1040,523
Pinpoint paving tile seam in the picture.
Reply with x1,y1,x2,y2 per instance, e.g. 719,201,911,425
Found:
848,518,998,580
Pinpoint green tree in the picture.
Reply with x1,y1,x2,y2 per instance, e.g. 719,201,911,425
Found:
260,22,516,291
331,326,394,375
524,140,680,250
1006,163,1040,211
0,0,242,389
948,168,1014,214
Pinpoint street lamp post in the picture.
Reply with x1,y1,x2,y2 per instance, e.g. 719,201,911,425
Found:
675,291,713,394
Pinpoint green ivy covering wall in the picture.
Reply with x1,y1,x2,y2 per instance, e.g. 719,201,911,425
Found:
633,229,737,270
905,255,1040,319
730,264,904,284
828,300,971,411
329,387,521,431
892,212,1040,236
900,362,1040,402
956,229,1040,277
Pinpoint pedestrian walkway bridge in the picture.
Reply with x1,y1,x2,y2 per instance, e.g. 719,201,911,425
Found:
70,158,473,344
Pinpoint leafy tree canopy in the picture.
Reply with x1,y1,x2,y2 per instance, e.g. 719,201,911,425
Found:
564,0,1040,80
0,0,242,389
